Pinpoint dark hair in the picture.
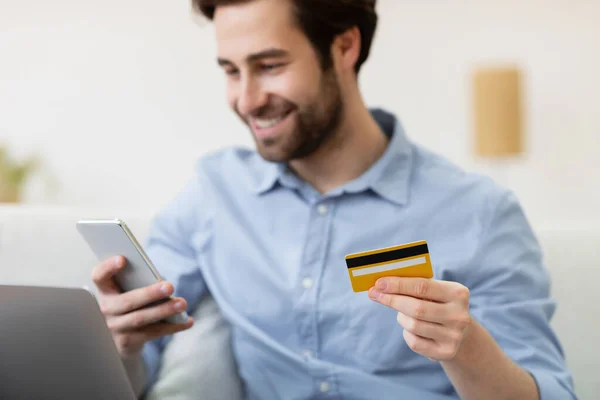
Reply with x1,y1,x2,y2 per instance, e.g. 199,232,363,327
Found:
192,0,378,74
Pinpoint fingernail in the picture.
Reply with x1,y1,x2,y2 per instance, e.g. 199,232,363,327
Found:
369,288,381,300
114,256,124,268
160,283,171,295
376,279,387,291
175,301,185,311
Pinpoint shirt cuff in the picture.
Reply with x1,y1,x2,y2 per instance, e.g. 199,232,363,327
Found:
529,369,577,400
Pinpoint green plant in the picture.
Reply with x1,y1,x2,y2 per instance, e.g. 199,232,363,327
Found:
0,146,38,200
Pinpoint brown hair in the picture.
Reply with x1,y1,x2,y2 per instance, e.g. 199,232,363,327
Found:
192,0,378,74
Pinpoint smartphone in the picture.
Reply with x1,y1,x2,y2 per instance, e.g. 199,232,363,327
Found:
76,218,189,324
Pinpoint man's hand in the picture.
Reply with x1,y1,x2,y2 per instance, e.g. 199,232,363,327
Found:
369,277,471,361
91,255,194,357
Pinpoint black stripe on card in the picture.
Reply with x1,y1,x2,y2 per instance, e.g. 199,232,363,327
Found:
346,243,429,269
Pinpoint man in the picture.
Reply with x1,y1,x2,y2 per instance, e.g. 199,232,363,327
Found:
92,0,576,399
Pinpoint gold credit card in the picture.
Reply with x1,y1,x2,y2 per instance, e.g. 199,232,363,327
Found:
345,240,434,292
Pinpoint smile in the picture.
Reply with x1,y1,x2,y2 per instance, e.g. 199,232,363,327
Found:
251,109,293,130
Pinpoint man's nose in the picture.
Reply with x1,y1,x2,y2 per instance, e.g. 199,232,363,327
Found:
237,77,268,117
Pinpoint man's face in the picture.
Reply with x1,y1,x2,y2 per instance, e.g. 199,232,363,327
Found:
214,0,343,162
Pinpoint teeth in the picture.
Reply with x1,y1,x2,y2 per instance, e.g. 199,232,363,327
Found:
255,116,283,129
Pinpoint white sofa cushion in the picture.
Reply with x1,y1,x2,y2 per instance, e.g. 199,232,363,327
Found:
144,294,244,400
537,226,599,400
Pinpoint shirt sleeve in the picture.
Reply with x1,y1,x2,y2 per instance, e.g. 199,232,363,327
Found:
140,172,214,394
467,190,577,400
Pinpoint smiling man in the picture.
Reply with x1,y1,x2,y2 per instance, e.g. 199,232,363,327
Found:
91,1,576,399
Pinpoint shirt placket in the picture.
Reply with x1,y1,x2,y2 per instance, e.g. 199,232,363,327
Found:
295,196,338,397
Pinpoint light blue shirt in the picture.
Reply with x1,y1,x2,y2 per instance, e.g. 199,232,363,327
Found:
142,109,575,399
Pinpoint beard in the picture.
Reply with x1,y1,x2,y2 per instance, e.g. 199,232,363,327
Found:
236,68,344,162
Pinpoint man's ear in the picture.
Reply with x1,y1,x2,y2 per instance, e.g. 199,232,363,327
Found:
331,26,361,74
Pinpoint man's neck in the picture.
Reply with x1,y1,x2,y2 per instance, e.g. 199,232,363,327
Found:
288,100,389,195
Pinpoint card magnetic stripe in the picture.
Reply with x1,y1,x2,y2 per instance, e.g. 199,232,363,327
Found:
346,243,429,269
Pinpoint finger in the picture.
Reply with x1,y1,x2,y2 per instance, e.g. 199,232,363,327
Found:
369,291,450,324
375,277,453,303
113,318,194,356
403,329,437,357
101,281,174,316
92,256,127,294
134,317,194,342
396,312,455,342
107,296,186,333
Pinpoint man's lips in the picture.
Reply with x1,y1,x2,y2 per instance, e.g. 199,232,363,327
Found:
249,109,294,139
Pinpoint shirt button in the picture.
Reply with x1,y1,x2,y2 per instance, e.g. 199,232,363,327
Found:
302,278,313,289
317,204,328,215
319,381,331,393
302,350,314,359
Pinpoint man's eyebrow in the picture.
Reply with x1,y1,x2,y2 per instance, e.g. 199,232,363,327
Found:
217,58,234,67
246,48,289,63
217,48,290,67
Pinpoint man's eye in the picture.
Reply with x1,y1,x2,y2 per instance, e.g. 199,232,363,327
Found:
260,63,284,72
225,69,240,76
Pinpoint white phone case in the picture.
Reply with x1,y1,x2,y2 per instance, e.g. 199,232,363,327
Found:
76,218,189,324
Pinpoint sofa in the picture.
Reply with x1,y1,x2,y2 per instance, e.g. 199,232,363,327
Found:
0,205,597,399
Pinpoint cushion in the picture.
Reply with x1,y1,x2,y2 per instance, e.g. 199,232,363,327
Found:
144,294,244,400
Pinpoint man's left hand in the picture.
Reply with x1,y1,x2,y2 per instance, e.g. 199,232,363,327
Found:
369,277,472,362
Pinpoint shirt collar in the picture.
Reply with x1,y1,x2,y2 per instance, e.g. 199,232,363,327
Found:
252,158,285,194
252,108,413,205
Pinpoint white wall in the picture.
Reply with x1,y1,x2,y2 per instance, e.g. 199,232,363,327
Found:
363,0,600,229
1,0,598,227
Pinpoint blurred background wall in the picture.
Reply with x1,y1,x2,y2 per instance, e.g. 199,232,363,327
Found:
1,0,598,227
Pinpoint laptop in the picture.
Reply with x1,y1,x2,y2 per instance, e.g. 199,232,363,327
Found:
0,285,137,400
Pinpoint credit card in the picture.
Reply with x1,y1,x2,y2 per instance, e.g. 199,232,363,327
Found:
345,240,433,292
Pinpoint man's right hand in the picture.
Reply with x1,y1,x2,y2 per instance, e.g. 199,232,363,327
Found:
91,255,194,357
